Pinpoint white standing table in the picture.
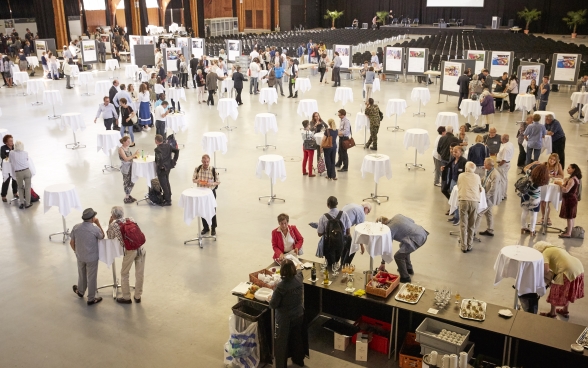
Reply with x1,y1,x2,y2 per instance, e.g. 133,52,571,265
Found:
180,187,218,247
385,98,407,132
95,80,111,97
259,87,278,113
570,92,588,123
60,113,87,149
44,90,62,119
97,131,122,172
96,238,126,298
125,65,139,80
515,94,536,121
459,99,482,125
78,71,94,96
26,56,39,69
351,221,394,271
403,128,430,170
296,99,318,119
411,87,430,117
539,182,563,235
256,154,286,205
448,186,487,215
217,98,238,131
105,59,120,78
355,112,370,146
522,135,552,155
26,79,45,105
202,132,228,171
165,87,187,112
44,183,82,243
165,113,187,147
361,154,392,204
294,78,311,95
534,111,555,125
435,112,460,132
13,72,28,96
131,155,157,187
254,113,278,150
334,87,353,106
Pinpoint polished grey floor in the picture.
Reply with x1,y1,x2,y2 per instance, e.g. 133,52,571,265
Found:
0,49,586,367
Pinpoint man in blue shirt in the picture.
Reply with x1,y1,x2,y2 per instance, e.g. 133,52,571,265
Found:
538,76,550,111
523,114,547,164
545,114,566,167
296,44,304,60
340,203,371,264
273,62,285,96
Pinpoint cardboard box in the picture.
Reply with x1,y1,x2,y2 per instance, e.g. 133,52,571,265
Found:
356,333,369,361
334,332,350,351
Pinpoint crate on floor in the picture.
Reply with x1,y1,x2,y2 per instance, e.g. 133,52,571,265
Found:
399,332,422,368
351,315,391,355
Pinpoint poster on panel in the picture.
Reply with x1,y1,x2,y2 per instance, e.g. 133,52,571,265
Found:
407,48,427,73
129,36,142,56
192,38,205,59
489,51,511,77
333,45,351,69
384,47,403,73
519,63,543,94
141,36,157,45
466,50,486,74
165,47,181,72
226,40,240,62
81,40,97,63
440,61,463,95
100,34,111,53
35,40,46,60
552,53,581,84
176,37,189,58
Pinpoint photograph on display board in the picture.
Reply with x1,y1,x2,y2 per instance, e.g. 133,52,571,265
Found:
192,39,203,49
142,36,155,45
176,38,188,49
444,65,460,77
407,49,426,73
467,52,484,61
492,54,509,66
335,45,351,68
409,50,424,58
83,43,95,51
442,62,461,94
519,65,541,93
4,20,13,29
166,48,180,71
82,41,97,62
101,35,110,43
228,41,239,51
554,54,577,82
467,51,486,73
35,41,45,51
335,46,350,56
227,40,239,61
490,52,510,77
385,48,402,72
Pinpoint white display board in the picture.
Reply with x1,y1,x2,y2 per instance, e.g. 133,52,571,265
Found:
518,63,544,93
333,45,351,69
129,35,142,56
165,47,181,72
81,40,98,63
407,48,427,74
142,35,157,46
466,50,487,74
384,47,403,73
440,61,464,95
489,51,513,78
176,37,190,58
35,40,46,60
191,38,205,59
551,53,581,85
100,34,111,54
226,40,241,62
427,0,484,6
67,17,82,40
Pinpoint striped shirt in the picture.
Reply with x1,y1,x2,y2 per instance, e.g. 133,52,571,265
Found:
9,150,29,171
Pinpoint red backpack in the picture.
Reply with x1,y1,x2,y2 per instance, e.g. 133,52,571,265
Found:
118,219,146,250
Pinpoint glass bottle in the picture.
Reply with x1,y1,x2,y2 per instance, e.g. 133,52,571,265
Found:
323,267,329,285
346,273,354,291
311,263,317,282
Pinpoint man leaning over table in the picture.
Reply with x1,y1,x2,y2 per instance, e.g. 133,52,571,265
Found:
545,114,566,168
107,206,146,304
94,96,118,130
340,202,372,265
70,208,105,306
192,154,220,236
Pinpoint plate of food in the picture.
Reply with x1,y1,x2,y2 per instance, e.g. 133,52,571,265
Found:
459,299,487,321
394,283,425,304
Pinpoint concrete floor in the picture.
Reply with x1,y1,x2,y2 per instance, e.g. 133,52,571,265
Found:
0,55,586,368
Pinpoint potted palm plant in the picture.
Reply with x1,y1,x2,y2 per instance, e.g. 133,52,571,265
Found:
324,10,344,30
376,11,389,27
563,9,587,39
517,8,541,34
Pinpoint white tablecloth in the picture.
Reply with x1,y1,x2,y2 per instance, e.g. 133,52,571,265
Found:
125,65,139,79
95,80,112,97
43,183,82,217
522,135,552,155
411,87,431,106
96,131,121,155
259,87,278,106
372,78,381,92
583,104,588,123
254,113,278,134
43,90,62,106
459,99,482,119
166,114,187,133
334,87,353,106
2,158,37,182
294,78,311,93
494,245,545,296
350,222,394,263
385,98,407,118
105,59,120,71
166,87,186,102
314,132,324,146
26,56,39,68
355,112,369,131
26,79,45,95
78,71,94,86
534,111,555,125
0,129,9,143
202,132,228,155
179,187,218,225
131,155,157,187
296,99,318,119
256,154,286,184
221,79,234,94
98,238,124,269
435,112,459,132
217,98,238,121
515,94,536,112
540,182,562,211
361,154,392,183
403,128,430,154
60,113,86,132
448,185,488,215
13,71,29,85
11,65,19,77
571,92,588,108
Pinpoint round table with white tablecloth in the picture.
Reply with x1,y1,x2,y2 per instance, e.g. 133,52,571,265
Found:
254,113,278,134
131,155,157,187
60,113,86,132
361,154,392,183
13,71,29,85
435,112,460,132
540,182,562,211
350,222,394,267
296,99,318,119
403,128,430,154
494,245,545,306
386,99,407,118
180,187,218,226
522,135,552,155
78,71,94,86
571,92,588,108
259,87,278,106
258,70,269,86
217,98,238,130
166,113,188,133
372,78,381,92
533,111,555,125
355,112,369,131
411,87,431,105
334,87,353,106
448,185,487,215
125,65,139,79
26,79,45,95
26,56,39,68
221,78,234,97
202,132,228,155
44,90,62,106
43,183,82,218
515,94,537,112
256,154,287,204
105,59,120,71
459,99,482,122
294,78,311,94
314,132,324,146
166,87,187,102
95,80,112,97
2,157,36,182
96,130,121,155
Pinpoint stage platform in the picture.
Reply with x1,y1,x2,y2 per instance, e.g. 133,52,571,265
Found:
378,24,512,35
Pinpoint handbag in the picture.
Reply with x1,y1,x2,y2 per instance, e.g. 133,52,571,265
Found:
130,112,138,124
342,125,356,150
571,226,585,239
317,155,326,174
303,131,319,150
321,130,333,149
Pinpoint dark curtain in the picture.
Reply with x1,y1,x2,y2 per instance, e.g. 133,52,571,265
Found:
124,0,133,32
63,0,81,42
104,0,111,26
1,0,34,18
196,0,204,36
32,0,56,39
80,0,88,34
138,0,149,35
183,0,193,35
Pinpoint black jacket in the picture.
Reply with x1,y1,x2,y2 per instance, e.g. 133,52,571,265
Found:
1,144,12,160
457,74,470,94
108,86,118,103
154,143,179,172
437,133,460,162
189,58,199,73
232,71,245,89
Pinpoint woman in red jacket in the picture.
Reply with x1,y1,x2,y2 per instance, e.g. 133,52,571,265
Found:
272,213,304,262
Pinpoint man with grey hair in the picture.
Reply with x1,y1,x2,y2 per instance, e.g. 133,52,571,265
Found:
107,206,146,304
70,208,105,306
457,161,482,252
475,158,504,237
340,202,372,264
496,134,514,200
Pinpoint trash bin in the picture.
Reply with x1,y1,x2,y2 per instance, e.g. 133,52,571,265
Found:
227,299,273,367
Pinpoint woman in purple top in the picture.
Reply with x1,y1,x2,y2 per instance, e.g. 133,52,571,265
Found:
479,89,495,131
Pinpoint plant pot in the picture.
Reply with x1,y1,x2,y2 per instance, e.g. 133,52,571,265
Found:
524,29,529,34
571,33,577,38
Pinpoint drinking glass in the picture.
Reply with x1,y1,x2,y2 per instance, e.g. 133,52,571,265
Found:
332,261,340,277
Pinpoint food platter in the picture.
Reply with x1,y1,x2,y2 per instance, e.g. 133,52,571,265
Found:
459,299,487,321
394,283,425,304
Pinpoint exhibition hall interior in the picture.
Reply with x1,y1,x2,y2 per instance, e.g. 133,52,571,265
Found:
2,0,588,367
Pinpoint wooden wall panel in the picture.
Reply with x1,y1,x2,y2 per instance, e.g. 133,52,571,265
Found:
115,9,126,28
242,0,271,30
147,8,160,26
203,0,233,19
85,10,107,32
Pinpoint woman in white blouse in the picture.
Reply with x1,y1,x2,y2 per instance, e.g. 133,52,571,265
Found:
10,141,32,209
138,83,152,128
507,75,519,113
249,57,261,94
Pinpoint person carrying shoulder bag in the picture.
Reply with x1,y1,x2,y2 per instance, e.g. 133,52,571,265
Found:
119,98,136,146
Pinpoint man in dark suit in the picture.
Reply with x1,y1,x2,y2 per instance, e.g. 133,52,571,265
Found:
97,39,106,63
108,80,120,130
154,134,179,206
232,65,245,105
457,70,471,110
189,54,199,88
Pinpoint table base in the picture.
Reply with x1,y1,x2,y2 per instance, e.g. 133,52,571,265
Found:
65,131,86,150
213,151,226,171
31,92,43,106
259,181,285,205
15,83,27,96
102,156,120,173
413,100,425,117
184,218,216,248
220,117,237,131
363,182,388,205
386,114,404,132
405,149,425,171
256,133,276,151
49,215,70,243
81,83,93,96
97,259,135,299
356,126,368,146
47,104,61,120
